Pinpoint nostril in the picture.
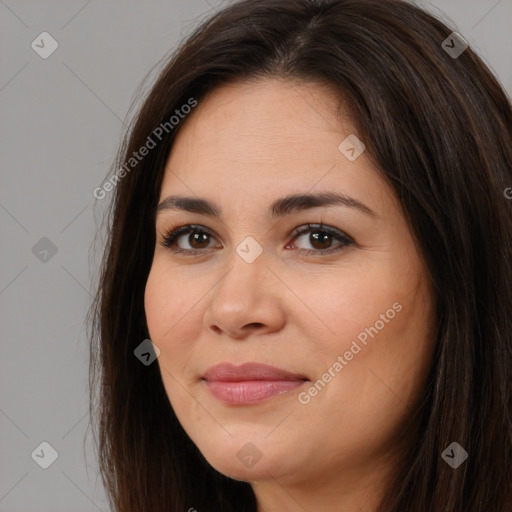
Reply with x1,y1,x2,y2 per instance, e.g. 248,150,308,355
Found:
246,322,264,329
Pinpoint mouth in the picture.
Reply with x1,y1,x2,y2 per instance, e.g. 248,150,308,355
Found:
202,362,309,405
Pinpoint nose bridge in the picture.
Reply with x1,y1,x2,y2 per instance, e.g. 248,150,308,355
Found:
215,236,269,302
203,238,284,336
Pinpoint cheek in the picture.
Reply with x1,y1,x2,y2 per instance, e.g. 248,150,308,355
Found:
297,282,432,461
144,263,204,379
144,270,170,343
144,271,160,336
292,267,403,351
144,267,197,412
297,261,433,398
144,263,193,341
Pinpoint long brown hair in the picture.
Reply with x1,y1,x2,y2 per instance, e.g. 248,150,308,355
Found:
88,0,512,510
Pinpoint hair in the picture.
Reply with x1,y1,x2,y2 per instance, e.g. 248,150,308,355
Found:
87,0,512,510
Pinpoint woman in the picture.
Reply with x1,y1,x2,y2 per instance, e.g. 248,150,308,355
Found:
88,0,512,510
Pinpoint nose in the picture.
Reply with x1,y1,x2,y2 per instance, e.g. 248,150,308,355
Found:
202,249,287,340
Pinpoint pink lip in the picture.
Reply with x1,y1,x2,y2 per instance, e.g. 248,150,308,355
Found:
202,362,308,405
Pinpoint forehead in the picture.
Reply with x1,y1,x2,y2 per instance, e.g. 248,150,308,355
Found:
168,78,347,164
160,79,393,215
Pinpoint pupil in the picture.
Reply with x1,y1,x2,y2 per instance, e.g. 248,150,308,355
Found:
311,231,331,249
191,232,209,248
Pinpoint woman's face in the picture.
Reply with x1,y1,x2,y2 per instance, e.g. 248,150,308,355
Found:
145,78,435,501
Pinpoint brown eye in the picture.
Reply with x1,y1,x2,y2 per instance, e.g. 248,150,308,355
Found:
309,231,333,250
160,225,218,252
160,223,353,256
289,224,354,254
187,232,211,249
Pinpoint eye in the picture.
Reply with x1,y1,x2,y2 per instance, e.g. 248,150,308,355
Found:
159,222,354,256
287,223,354,254
160,224,218,253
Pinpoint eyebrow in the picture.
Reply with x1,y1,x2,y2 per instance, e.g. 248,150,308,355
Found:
156,191,377,218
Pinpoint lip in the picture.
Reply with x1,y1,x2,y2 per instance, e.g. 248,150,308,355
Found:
202,362,308,405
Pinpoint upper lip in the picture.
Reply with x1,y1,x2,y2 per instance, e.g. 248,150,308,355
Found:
203,362,308,382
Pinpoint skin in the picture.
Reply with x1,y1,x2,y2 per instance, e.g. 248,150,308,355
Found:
144,78,435,512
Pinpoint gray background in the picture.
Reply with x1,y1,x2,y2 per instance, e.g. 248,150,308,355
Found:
1,0,510,510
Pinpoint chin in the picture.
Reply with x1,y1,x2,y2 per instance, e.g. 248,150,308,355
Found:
194,432,292,482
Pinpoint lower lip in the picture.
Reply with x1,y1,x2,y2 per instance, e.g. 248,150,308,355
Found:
204,380,306,405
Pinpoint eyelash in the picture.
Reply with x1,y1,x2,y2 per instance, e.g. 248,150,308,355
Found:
159,222,354,256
